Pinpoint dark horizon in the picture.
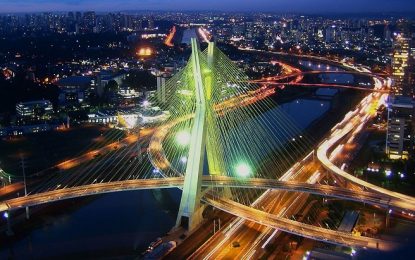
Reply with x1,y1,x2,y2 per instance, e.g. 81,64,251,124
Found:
0,0,415,14
2,9,415,19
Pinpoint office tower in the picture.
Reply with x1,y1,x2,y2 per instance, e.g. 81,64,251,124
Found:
392,33,411,96
386,96,414,160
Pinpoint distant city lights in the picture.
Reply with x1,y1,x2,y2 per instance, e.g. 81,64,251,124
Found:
142,100,150,107
137,47,153,57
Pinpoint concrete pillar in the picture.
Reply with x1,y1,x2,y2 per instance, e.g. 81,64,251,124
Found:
205,42,232,200
176,38,207,231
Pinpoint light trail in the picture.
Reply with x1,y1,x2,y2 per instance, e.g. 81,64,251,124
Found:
2,175,413,213
198,27,211,43
188,49,400,255
255,81,390,93
316,76,415,209
250,70,387,83
164,25,176,47
204,195,391,250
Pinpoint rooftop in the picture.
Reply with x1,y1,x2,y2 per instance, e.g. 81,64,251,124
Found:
57,76,93,87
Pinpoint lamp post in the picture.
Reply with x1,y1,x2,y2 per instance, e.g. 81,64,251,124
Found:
3,211,13,236
235,162,252,178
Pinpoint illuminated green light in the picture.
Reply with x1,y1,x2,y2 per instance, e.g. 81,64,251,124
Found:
178,89,193,96
176,130,191,146
235,162,252,178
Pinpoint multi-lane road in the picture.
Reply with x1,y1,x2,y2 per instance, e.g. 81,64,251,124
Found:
0,175,397,249
3,174,413,213
181,58,401,257
317,91,415,206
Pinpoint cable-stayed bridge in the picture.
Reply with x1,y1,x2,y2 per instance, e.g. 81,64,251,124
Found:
0,39,412,250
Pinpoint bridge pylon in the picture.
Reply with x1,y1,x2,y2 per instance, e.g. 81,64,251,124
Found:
176,38,207,231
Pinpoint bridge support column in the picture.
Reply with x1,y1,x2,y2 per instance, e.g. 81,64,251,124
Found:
176,38,207,231
25,206,30,220
204,42,232,200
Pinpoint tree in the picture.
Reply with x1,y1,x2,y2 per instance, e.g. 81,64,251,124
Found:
123,70,156,91
106,80,119,92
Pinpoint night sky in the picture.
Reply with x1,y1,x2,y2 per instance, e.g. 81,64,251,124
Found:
1,0,415,13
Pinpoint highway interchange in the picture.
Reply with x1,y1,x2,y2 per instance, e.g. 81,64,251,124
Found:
1,52,413,255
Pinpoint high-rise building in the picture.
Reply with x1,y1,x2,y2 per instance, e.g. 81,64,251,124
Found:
156,75,167,104
82,11,96,33
132,17,142,31
124,15,132,30
110,13,122,32
325,26,336,43
75,12,82,23
386,96,414,160
66,12,76,33
384,25,392,42
409,34,415,97
67,12,74,21
148,17,155,30
16,100,54,121
392,33,411,96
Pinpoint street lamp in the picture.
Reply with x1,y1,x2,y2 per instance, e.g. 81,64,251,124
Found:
176,130,191,146
235,162,252,178
142,100,150,110
3,211,13,236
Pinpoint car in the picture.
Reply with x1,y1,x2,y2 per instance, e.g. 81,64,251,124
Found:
232,241,240,248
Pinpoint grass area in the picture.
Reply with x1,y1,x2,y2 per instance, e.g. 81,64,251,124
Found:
0,124,125,177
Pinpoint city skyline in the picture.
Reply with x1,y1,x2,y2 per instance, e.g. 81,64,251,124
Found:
1,0,415,13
